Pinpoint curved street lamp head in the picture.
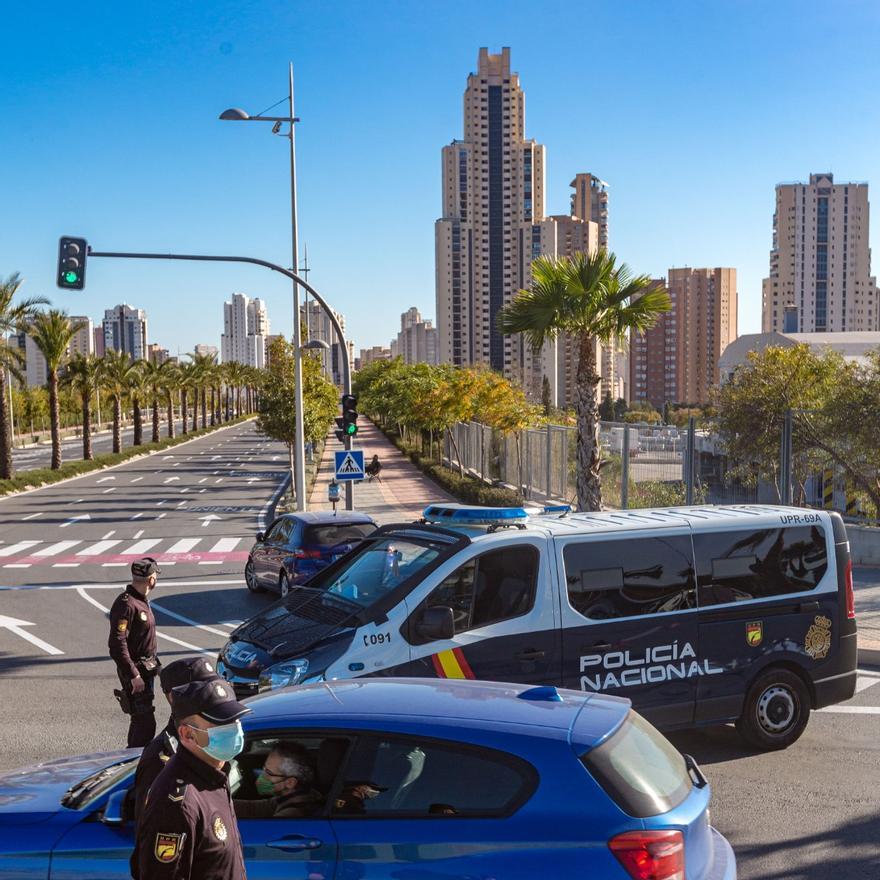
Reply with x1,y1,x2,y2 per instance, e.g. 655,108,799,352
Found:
219,108,250,121
302,339,330,351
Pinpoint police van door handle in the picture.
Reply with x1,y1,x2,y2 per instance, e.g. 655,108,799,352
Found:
798,601,820,613
516,649,545,661
585,641,612,651
267,835,323,852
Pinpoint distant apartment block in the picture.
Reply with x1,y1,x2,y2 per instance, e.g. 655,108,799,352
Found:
103,304,148,361
301,300,347,386
390,307,439,365
570,173,609,250
147,344,171,365
68,317,93,357
221,293,269,368
358,346,392,370
194,343,218,360
762,173,878,333
630,268,737,408
93,327,105,358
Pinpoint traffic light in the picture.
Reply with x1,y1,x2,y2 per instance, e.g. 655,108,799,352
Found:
335,394,358,443
57,237,87,290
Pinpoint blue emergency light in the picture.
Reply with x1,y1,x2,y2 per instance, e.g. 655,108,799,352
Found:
422,504,530,526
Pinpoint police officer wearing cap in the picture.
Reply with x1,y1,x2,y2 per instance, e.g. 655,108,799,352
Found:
133,679,251,880
132,656,221,821
108,557,162,748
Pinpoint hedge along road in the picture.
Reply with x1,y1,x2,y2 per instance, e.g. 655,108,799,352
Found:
0,418,286,771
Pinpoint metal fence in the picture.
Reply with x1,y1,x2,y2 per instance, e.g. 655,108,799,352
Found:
444,419,765,510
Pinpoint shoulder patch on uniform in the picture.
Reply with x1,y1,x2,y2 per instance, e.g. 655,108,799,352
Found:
167,780,188,802
139,611,148,621
117,619,128,632
159,753,170,762
120,593,130,603
155,832,184,863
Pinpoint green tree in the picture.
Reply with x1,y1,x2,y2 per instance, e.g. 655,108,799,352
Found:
0,273,48,479
598,391,615,422
99,350,137,453
28,310,84,469
499,250,670,510
62,354,101,460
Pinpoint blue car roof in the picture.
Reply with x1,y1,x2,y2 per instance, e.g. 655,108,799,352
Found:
278,512,376,525
244,678,630,749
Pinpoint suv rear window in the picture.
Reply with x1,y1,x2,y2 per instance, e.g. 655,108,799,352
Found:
303,523,375,547
580,711,691,818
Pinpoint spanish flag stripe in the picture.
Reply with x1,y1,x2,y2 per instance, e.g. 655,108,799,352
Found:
431,653,446,678
452,647,476,679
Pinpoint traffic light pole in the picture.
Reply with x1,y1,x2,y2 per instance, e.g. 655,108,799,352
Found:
87,247,354,510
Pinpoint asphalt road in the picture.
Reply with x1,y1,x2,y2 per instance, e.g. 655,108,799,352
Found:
10,419,185,471
0,437,878,880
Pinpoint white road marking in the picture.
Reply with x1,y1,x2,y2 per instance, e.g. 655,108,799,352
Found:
119,539,161,555
102,487,116,494
177,501,188,508
71,498,84,504
167,539,200,554
0,541,39,557
101,562,127,567
52,563,80,568
200,515,221,528
198,477,208,484
220,621,243,628
75,589,209,653
3,563,31,569
22,512,43,521
164,477,180,484
149,601,230,637
172,462,180,468
199,560,223,565
34,540,81,557
818,706,880,714
101,530,116,540
215,478,223,484
133,530,144,540
199,488,206,493
96,476,116,484
130,513,143,520
77,540,122,556
0,614,63,655
210,538,241,553
855,674,880,694
60,513,91,528
179,487,190,493
162,456,174,461
247,477,258,484
130,476,143,483
157,513,167,519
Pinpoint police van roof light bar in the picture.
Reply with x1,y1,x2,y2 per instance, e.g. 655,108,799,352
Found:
422,504,530,526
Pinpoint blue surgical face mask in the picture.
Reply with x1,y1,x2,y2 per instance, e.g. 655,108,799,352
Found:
188,720,244,762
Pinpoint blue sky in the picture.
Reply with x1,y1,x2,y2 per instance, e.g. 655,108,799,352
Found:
3,0,880,355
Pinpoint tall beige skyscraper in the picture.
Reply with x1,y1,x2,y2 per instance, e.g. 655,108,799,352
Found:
570,173,609,250
762,173,878,333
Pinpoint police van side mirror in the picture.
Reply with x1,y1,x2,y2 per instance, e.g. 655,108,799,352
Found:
102,789,128,826
416,606,455,641
256,532,265,543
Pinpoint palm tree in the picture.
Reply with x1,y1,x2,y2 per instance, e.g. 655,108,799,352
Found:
61,353,101,460
0,274,48,479
141,360,164,443
99,350,137,454
127,360,148,446
193,352,217,429
27,310,84,470
158,360,179,438
178,360,198,434
499,250,670,511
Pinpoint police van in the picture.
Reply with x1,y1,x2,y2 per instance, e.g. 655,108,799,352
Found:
218,503,857,750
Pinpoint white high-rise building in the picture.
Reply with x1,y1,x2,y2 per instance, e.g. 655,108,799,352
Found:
762,173,878,333
221,293,270,368
102,304,148,361
68,317,93,357
390,307,439,365
301,300,346,386
194,343,219,360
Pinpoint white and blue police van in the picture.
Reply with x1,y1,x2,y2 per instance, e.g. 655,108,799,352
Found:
218,503,858,750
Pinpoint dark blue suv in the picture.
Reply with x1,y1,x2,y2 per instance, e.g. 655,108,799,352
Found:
245,512,377,596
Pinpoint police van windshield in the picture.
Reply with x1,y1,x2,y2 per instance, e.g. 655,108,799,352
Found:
317,538,442,607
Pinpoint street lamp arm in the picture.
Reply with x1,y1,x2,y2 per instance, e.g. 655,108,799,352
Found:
219,110,300,123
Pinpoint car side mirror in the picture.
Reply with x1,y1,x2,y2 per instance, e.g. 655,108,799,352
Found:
256,532,265,543
102,789,128,826
416,606,455,641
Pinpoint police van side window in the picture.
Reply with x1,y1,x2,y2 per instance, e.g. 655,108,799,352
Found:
563,536,696,621
694,525,828,606
410,546,539,644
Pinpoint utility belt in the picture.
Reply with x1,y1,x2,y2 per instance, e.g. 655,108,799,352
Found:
136,656,161,676
113,657,160,715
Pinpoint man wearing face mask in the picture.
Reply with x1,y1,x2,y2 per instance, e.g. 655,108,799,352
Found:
233,744,323,819
108,557,162,747
132,656,222,822
132,679,251,880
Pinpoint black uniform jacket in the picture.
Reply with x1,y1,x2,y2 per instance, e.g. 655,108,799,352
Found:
132,745,247,880
133,719,178,820
108,585,157,683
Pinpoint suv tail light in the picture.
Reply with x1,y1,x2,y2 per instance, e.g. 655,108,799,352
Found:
844,559,855,619
294,548,323,560
609,830,684,880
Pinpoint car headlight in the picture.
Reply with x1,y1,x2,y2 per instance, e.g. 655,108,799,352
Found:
258,658,309,690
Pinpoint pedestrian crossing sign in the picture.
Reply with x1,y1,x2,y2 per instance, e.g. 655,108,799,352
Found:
334,450,365,482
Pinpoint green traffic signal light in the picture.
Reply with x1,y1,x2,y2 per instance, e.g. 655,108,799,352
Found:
64,271,79,284
346,423,358,436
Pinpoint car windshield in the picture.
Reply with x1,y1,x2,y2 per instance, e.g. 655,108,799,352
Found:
60,757,138,810
315,537,442,607
303,523,375,547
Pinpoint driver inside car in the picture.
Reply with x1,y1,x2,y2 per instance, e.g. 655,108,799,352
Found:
233,744,323,819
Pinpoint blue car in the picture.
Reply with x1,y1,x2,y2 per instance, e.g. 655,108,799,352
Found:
0,679,735,879
245,512,377,596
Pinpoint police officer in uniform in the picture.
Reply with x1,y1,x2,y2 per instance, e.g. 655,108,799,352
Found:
133,679,251,880
132,656,221,821
108,557,161,748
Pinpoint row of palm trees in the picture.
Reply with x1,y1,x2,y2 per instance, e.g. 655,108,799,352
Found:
1,273,263,479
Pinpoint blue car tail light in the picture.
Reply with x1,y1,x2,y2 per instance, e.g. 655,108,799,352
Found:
608,830,684,880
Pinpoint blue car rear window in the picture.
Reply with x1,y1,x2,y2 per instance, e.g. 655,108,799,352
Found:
303,524,375,547
580,711,691,818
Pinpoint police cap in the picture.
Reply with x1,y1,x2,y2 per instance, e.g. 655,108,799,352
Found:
160,657,220,694
131,556,161,578
171,680,251,725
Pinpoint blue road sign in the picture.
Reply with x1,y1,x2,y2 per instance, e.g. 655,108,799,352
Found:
334,449,365,481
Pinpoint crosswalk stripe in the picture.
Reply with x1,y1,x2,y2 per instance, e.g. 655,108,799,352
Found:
166,539,200,554
0,541,39,557
34,540,81,557
77,540,122,556
119,539,162,555
210,538,241,553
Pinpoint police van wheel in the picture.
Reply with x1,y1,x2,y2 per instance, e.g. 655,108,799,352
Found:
736,668,810,750
245,561,263,594
280,573,292,597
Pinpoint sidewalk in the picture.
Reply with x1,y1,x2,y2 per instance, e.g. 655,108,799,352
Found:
309,420,455,524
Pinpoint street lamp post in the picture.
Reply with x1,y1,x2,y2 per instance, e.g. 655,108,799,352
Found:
220,62,308,512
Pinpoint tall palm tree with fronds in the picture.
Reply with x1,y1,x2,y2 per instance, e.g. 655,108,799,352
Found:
178,360,198,434
158,360,179,438
127,360,149,446
61,353,101,460
499,250,671,511
141,360,164,443
27,310,84,470
99,350,137,454
0,273,48,479
191,352,216,429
